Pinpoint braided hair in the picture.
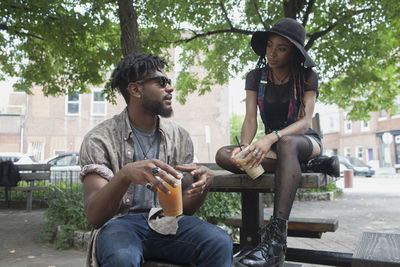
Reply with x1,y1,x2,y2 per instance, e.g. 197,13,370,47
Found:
110,53,168,104
255,48,307,119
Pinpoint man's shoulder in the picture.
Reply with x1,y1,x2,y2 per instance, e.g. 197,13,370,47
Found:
84,109,127,141
159,118,190,138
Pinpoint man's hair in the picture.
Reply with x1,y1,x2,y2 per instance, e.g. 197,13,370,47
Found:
110,53,168,104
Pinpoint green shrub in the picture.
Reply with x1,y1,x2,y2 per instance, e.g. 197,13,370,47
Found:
297,183,343,198
195,192,241,240
195,192,241,225
40,183,90,249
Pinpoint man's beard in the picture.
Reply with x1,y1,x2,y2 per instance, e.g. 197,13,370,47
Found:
143,95,173,118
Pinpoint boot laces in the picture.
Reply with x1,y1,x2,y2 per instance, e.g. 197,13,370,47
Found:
255,220,285,259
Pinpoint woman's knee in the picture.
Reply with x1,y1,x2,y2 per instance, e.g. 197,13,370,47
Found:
215,145,242,173
215,145,233,162
276,135,298,155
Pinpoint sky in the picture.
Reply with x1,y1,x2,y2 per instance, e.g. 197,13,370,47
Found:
0,79,16,108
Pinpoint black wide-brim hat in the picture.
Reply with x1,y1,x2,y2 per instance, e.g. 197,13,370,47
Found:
251,18,315,68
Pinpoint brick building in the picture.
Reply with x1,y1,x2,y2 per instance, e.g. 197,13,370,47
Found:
0,61,230,163
318,100,400,172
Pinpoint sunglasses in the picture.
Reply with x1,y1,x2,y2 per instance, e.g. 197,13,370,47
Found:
135,76,172,88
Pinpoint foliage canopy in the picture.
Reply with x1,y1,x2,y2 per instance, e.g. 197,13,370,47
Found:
1,0,399,119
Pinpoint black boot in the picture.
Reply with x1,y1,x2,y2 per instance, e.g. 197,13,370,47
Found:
239,216,287,267
303,155,340,177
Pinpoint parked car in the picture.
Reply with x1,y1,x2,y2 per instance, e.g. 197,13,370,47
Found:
0,152,37,164
44,152,81,183
338,156,375,177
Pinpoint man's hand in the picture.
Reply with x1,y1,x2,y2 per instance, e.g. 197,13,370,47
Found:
120,159,181,195
175,164,214,198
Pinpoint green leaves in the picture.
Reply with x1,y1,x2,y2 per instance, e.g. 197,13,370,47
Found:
1,0,399,119
195,192,241,226
40,183,90,249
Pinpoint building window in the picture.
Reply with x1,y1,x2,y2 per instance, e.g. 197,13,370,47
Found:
92,90,107,116
66,92,80,115
379,110,387,120
344,147,351,157
28,142,44,162
361,120,370,132
356,146,363,160
344,120,352,134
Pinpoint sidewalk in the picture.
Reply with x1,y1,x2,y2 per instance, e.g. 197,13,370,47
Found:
0,209,86,267
284,177,400,266
1,176,399,266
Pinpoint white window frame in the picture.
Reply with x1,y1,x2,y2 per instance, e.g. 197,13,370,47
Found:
28,141,45,162
378,110,387,121
356,146,363,160
344,147,351,158
361,120,370,132
65,92,80,116
91,90,107,116
344,119,352,134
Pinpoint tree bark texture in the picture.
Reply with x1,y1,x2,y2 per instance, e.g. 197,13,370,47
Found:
117,0,141,56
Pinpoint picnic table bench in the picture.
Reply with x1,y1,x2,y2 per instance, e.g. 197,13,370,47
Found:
208,169,339,248
1,163,51,211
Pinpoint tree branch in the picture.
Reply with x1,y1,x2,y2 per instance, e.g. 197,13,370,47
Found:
305,8,372,50
302,0,315,26
252,0,267,30
219,0,233,29
0,23,44,40
174,28,254,44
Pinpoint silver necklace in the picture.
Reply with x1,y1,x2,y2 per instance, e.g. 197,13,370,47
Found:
271,69,290,85
131,126,157,160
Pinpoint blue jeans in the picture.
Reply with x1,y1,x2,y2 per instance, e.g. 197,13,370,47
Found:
96,213,233,267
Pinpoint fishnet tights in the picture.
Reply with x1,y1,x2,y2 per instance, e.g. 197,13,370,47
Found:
273,135,311,219
215,135,312,220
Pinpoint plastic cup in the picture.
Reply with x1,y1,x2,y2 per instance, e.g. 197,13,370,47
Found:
157,174,183,216
234,146,265,179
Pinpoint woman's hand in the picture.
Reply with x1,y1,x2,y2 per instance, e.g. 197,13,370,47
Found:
245,134,277,167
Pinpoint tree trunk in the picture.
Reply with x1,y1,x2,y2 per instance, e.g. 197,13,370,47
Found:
283,0,306,19
117,0,141,56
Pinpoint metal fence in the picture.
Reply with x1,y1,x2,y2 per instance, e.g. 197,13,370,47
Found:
50,169,80,185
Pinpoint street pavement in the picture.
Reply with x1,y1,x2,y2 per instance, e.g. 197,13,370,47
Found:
1,175,399,267
285,176,400,266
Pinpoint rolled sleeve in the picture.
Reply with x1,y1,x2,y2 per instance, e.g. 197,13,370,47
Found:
79,134,113,182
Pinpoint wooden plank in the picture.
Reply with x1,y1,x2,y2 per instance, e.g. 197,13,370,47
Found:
241,192,263,248
225,215,338,233
16,164,50,171
210,171,337,192
198,163,221,170
19,173,51,181
352,232,400,267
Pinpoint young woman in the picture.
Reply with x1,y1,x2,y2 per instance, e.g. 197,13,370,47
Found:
215,18,339,267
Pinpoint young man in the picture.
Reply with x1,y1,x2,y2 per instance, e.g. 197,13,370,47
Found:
79,53,232,267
